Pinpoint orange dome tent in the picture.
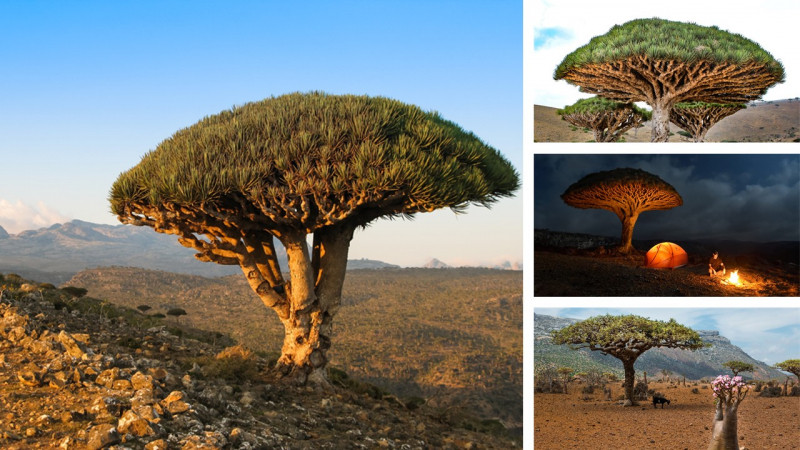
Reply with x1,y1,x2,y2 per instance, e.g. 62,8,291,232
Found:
644,242,688,269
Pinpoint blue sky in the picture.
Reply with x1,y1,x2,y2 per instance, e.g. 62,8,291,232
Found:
535,308,800,366
0,1,522,267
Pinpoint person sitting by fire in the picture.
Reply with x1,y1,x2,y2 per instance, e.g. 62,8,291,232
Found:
708,251,726,277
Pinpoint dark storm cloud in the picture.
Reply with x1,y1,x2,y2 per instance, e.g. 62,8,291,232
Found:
534,154,800,242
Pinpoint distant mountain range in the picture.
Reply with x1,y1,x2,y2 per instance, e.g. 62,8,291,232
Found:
0,220,397,284
534,313,786,380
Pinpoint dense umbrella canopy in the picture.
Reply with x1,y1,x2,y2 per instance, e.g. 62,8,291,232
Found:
110,91,519,233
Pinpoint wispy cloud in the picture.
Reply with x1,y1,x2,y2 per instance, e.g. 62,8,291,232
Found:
0,199,71,234
534,27,572,50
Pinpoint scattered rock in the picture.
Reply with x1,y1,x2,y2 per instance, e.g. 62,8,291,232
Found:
86,424,121,450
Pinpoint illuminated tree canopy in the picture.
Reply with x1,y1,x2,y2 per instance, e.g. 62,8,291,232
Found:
671,102,745,142
557,96,652,142
110,92,519,384
554,18,784,142
551,314,706,406
561,168,682,253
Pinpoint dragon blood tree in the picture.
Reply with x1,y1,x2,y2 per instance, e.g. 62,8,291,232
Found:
551,314,706,406
670,102,746,142
109,92,519,385
561,168,682,254
775,359,800,380
554,18,784,142
557,96,652,142
707,375,749,450
721,360,755,377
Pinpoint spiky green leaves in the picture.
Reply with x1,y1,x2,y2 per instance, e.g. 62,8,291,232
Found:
110,92,519,231
554,18,785,81
551,314,707,356
557,96,652,121
774,359,800,378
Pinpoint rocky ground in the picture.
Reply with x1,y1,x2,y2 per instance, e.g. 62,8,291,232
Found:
0,279,518,449
534,380,800,449
534,249,799,297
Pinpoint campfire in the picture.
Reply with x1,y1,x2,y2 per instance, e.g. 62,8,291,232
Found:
722,270,743,287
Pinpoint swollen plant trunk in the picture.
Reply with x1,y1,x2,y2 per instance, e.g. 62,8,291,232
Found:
622,359,637,406
650,102,671,142
272,224,354,385
707,400,739,450
277,307,330,385
618,214,639,254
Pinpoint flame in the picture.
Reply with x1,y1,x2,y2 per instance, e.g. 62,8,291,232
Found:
727,270,741,286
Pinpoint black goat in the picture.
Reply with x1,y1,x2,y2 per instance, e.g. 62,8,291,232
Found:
652,394,670,408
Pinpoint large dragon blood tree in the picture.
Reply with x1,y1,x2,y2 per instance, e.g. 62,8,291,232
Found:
557,96,652,142
551,314,706,406
554,18,784,142
561,168,682,254
110,92,519,384
670,102,746,142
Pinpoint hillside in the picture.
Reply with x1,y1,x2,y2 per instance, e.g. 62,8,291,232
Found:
534,98,800,142
0,220,397,284
0,273,519,448
534,314,786,380
64,266,523,430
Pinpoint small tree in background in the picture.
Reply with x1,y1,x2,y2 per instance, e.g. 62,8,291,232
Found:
670,102,745,142
561,168,683,253
774,359,800,380
660,369,672,382
137,304,152,314
722,360,755,377
707,375,749,450
558,367,574,394
554,18,784,142
109,92,519,385
557,96,651,142
167,308,187,324
552,314,706,406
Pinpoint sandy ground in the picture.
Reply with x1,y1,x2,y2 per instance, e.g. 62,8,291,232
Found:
534,381,800,449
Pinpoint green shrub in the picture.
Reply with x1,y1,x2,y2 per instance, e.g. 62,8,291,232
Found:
201,345,260,382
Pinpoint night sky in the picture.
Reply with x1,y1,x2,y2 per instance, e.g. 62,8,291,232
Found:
534,154,800,243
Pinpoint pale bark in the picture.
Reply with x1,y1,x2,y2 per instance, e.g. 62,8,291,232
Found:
651,102,672,142
618,214,639,254
707,400,740,450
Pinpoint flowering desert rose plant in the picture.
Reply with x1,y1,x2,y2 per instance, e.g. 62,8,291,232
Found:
708,375,749,450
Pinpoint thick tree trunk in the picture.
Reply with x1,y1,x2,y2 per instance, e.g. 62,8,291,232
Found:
622,359,637,406
270,224,354,385
618,214,639,254
650,101,671,142
707,401,739,450
694,128,708,143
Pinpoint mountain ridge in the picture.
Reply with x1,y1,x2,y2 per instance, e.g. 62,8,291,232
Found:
0,220,399,283
534,313,786,380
